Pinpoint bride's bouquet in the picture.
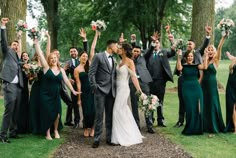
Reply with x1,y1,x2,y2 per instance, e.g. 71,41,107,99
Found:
136,91,160,117
28,27,41,40
217,18,235,36
91,20,107,32
22,61,42,83
15,19,28,32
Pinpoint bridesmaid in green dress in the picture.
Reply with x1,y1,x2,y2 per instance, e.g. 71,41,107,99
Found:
74,30,98,137
176,50,206,135
202,34,226,133
225,52,236,133
34,39,78,140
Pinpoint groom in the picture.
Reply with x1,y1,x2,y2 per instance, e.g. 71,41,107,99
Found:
89,40,118,148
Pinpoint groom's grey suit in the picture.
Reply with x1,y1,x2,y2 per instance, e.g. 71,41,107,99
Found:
0,27,23,139
89,51,116,144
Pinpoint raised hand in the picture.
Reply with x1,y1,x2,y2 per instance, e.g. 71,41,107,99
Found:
119,33,127,43
79,28,87,40
205,24,212,36
165,24,171,34
1,18,9,26
130,34,136,42
150,31,160,41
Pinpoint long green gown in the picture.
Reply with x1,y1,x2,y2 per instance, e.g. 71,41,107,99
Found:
29,70,43,134
225,64,236,132
202,63,225,133
39,69,63,135
79,72,95,128
182,64,203,135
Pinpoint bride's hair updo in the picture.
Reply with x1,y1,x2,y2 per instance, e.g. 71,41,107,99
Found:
121,43,132,58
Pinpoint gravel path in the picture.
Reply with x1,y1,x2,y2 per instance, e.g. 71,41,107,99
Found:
53,117,192,158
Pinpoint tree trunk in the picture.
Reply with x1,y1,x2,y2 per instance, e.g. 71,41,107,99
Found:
191,0,215,47
41,0,59,49
0,0,27,50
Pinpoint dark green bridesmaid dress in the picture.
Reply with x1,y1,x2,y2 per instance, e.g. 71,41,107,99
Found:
182,64,203,135
39,69,63,135
202,63,225,133
29,70,43,134
225,64,236,132
79,72,95,128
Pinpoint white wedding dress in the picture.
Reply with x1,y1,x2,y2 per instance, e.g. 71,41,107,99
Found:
111,64,144,146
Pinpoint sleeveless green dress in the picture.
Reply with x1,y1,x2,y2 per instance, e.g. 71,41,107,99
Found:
39,69,63,135
202,63,225,133
29,70,43,134
182,64,203,135
79,72,95,128
225,64,236,132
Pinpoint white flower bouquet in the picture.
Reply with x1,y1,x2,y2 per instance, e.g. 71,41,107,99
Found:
15,20,28,32
217,18,235,36
136,91,160,117
28,27,41,40
91,20,107,32
23,61,42,82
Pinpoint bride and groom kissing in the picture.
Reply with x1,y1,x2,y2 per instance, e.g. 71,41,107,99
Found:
89,40,145,148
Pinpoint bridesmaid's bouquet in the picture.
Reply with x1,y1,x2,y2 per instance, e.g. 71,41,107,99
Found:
136,91,160,117
174,39,185,51
15,20,28,32
28,27,41,40
91,20,107,32
217,18,235,36
23,61,42,83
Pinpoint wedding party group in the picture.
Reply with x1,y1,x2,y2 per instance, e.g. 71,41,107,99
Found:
0,15,236,150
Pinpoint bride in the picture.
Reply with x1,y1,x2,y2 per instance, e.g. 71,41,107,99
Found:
111,43,144,146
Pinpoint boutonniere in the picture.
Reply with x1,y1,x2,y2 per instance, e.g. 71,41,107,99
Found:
159,53,163,56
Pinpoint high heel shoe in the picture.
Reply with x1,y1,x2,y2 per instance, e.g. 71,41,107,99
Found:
54,130,60,139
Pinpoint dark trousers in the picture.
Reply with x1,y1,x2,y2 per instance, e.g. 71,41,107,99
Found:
177,76,185,123
130,80,153,129
61,81,80,124
150,79,166,124
0,82,22,138
93,90,114,143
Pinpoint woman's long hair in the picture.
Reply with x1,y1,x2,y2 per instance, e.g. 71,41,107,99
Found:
121,43,133,58
79,51,89,73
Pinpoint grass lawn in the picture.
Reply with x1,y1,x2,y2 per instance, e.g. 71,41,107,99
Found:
0,60,234,158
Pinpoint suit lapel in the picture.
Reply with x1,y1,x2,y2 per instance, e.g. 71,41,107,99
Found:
10,50,19,63
102,53,112,72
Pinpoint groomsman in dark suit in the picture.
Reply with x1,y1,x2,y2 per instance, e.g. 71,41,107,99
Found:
144,32,176,127
129,44,154,133
173,25,212,127
0,18,24,143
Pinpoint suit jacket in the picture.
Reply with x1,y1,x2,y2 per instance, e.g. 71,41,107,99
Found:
133,55,152,83
0,28,23,87
88,52,116,97
144,46,176,82
174,37,210,76
65,41,88,79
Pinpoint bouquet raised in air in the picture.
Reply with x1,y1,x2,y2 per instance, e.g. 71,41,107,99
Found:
23,61,42,83
136,91,160,117
217,18,235,36
28,27,41,40
91,20,107,32
15,20,28,32
174,39,185,50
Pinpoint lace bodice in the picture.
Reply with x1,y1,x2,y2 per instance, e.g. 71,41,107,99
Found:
116,65,137,82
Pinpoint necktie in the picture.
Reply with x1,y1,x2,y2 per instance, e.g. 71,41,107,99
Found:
153,51,157,59
108,55,114,68
75,59,79,67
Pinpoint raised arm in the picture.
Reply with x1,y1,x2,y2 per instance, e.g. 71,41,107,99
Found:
45,31,51,60
34,39,49,73
74,67,81,105
215,35,226,63
198,24,212,55
79,28,89,53
1,18,9,55
226,51,236,61
176,49,183,71
89,30,99,63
